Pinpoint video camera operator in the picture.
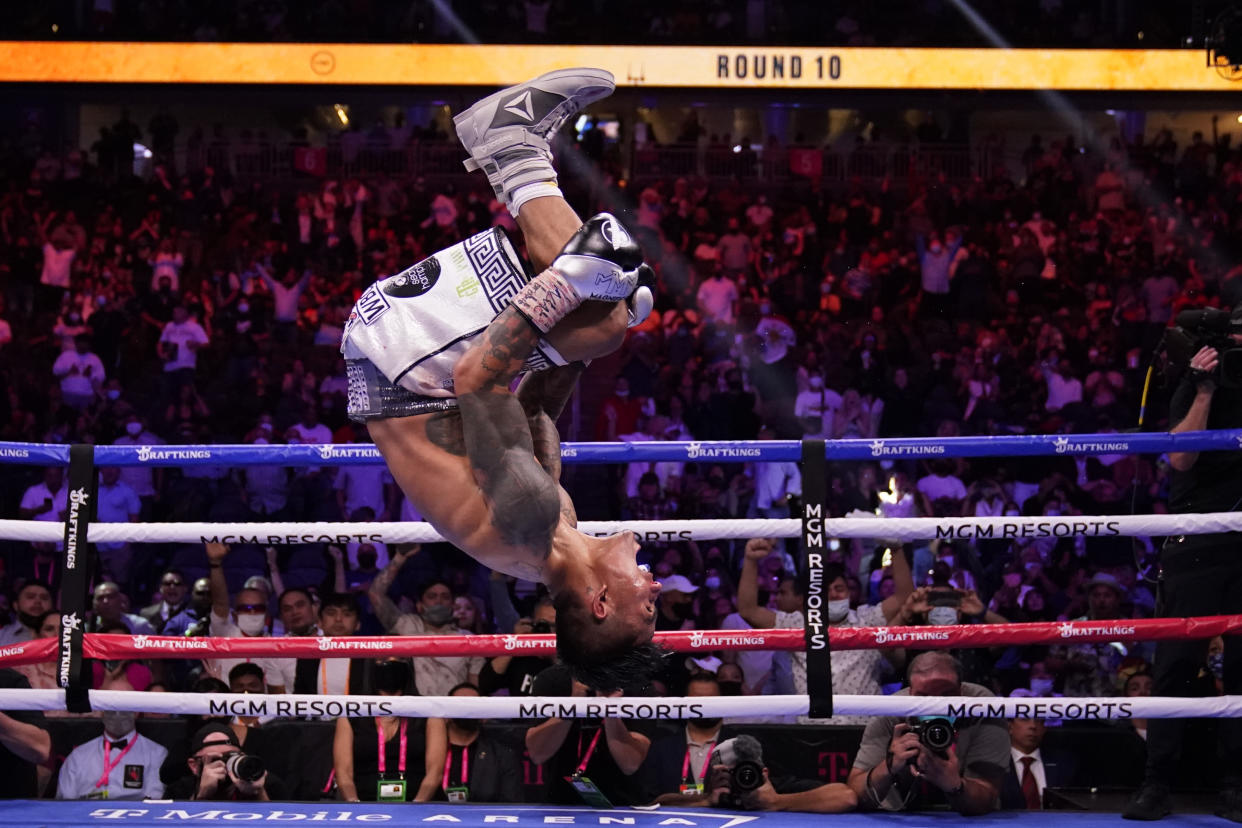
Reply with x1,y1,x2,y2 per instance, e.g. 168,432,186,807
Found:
1126,305,1242,822
165,723,286,801
847,652,1008,816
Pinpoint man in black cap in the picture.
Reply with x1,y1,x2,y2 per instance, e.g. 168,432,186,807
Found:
164,723,287,801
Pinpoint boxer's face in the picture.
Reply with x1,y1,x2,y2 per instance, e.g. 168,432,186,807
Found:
595,532,661,640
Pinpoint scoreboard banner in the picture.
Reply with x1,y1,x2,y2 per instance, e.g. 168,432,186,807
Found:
0,42,1235,90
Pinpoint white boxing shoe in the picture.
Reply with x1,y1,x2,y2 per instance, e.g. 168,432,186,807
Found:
452,67,615,205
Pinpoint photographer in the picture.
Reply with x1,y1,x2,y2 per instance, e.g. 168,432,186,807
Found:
165,723,286,801
525,663,650,807
847,652,1008,815
1127,312,1242,822
478,596,556,696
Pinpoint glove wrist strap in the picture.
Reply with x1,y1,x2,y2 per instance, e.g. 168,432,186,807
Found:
511,269,582,334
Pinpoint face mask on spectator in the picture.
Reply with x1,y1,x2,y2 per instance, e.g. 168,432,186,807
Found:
238,302,250,314
1209,652,1225,680
704,576,721,590
451,718,480,734
106,389,121,401
102,711,136,737
126,422,142,436
421,603,455,626
1030,677,1055,696
718,681,743,696
236,613,267,636
372,660,412,694
672,601,695,620
827,599,850,623
927,606,958,626
808,376,824,390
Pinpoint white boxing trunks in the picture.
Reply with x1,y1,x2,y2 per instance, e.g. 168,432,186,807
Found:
342,227,567,421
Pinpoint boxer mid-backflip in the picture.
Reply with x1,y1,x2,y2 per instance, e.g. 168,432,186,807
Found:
343,68,663,691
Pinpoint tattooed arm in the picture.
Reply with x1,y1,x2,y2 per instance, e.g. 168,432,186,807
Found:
516,362,586,488
516,361,587,421
452,307,563,550
368,544,417,632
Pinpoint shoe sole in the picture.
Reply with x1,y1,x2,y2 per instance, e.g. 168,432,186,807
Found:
453,67,616,152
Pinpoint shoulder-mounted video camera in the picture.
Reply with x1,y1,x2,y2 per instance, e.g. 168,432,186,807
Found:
1163,306,1242,389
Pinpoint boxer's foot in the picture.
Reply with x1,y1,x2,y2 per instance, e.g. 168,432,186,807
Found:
453,68,615,209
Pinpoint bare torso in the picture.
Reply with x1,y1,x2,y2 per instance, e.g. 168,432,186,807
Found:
366,408,572,583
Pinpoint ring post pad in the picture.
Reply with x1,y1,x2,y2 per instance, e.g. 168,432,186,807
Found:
800,438,834,719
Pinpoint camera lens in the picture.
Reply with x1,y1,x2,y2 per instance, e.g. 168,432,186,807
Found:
225,753,265,783
731,760,765,793
531,620,553,634
921,721,955,752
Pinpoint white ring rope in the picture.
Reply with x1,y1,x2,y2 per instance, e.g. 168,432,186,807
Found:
1,689,1239,720
2,512,1242,544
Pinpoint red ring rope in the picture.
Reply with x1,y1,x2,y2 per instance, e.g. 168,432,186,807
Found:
0,614,1231,667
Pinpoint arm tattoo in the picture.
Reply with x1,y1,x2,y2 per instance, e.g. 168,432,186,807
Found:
527,410,563,479
474,308,541,391
517,362,587,421
424,410,467,456
456,306,561,549
368,561,405,632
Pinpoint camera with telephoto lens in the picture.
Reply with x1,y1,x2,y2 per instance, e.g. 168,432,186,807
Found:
531,620,554,634
907,716,956,758
711,735,765,807
225,753,265,783
1163,306,1242,389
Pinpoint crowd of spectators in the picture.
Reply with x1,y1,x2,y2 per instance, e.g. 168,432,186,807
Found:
0,97,1239,807
2,1,1190,48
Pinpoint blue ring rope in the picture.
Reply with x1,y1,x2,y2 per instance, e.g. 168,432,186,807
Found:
0,429,1237,468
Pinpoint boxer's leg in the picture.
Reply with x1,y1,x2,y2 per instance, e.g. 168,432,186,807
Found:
516,195,583,273
454,67,613,238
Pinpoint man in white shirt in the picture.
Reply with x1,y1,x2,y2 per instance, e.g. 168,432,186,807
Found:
52,335,105,409
793,375,842,438
19,467,68,523
916,460,968,515
203,542,295,692
752,444,801,519
696,269,739,325
1040,354,1082,412
716,218,752,279
95,466,141,589
113,415,163,514
158,304,209,385
738,538,912,725
56,711,166,801
40,231,76,292
334,459,394,521
745,195,773,232
286,405,332,473
369,550,483,697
